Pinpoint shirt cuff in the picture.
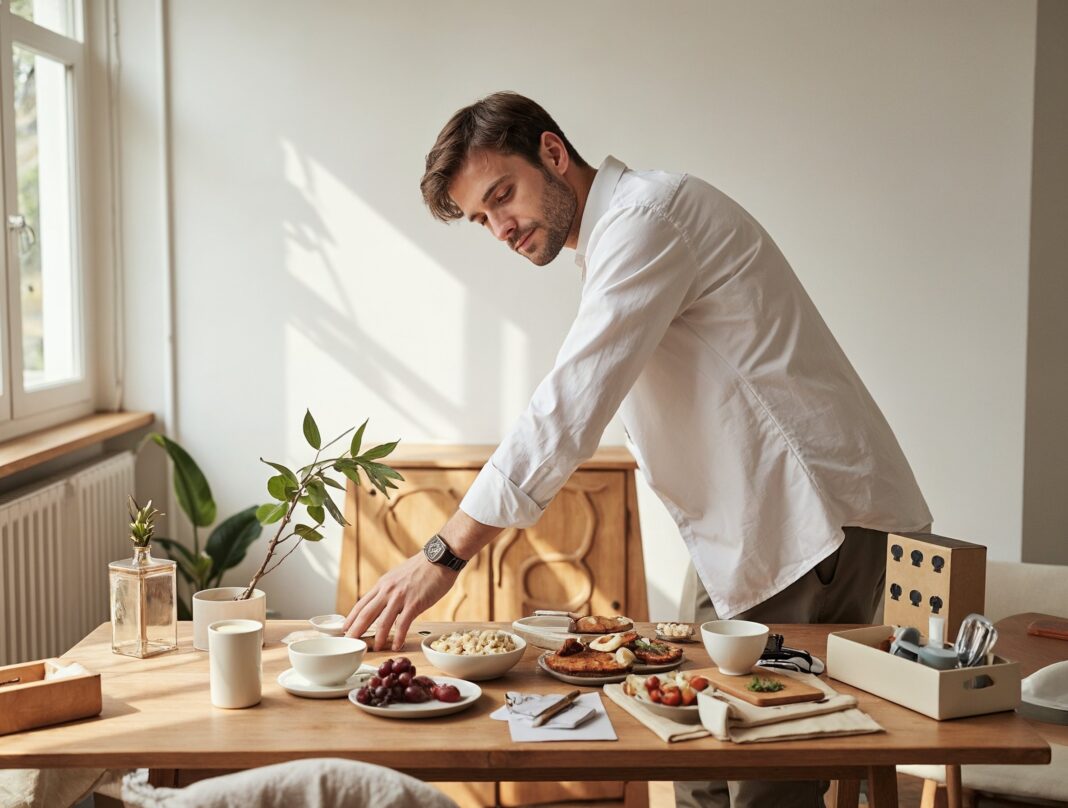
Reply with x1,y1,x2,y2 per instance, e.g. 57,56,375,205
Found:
459,460,546,529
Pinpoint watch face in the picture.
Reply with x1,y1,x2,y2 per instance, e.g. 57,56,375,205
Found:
426,538,446,562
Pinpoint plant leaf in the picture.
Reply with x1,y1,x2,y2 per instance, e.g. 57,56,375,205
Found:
267,474,291,501
205,506,262,585
153,537,200,585
193,553,214,588
367,462,404,481
150,433,217,527
303,409,321,450
256,502,288,524
340,466,361,486
360,439,400,461
294,524,323,542
260,459,298,485
305,479,326,506
320,475,345,490
307,504,325,525
349,419,368,457
322,494,348,526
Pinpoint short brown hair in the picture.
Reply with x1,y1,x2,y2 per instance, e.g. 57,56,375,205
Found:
420,91,589,222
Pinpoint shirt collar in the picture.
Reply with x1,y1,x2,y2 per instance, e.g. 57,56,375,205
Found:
575,155,626,269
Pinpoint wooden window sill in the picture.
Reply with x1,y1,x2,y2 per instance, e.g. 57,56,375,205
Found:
0,411,154,479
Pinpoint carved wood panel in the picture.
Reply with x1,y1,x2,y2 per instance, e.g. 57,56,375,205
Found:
491,471,627,621
354,470,490,622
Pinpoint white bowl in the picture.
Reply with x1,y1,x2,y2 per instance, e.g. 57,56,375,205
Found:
420,632,526,681
309,614,348,636
700,619,769,676
288,636,367,686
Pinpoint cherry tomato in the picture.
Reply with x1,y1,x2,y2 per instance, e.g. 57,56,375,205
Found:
689,676,710,692
661,689,682,707
648,688,662,703
645,675,660,692
681,686,697,706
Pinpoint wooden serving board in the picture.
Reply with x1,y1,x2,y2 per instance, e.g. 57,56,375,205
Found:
701,668,824,706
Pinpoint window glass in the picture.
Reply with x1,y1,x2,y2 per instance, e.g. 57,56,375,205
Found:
13,45,79,389
10,0,76,39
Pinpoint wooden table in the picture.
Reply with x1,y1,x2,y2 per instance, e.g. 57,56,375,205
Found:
0,622,1050,808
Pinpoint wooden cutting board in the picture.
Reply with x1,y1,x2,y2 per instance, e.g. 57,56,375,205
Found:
699,668,825,706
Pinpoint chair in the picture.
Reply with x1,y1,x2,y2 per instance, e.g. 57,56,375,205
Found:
898,560,1068,807
121,758,459,808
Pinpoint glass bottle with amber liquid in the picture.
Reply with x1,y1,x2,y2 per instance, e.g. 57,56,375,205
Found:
109,498,177,658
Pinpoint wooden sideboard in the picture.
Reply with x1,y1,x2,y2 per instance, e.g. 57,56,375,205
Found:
335,444,649,808
336,444,648,624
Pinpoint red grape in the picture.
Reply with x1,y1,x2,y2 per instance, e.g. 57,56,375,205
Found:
397,672,412,687
394,657,411,673
436,684,461,703
368,676,382,688
404,685,429,703
355,687,370,704
377,660,394,677
412,675,434,688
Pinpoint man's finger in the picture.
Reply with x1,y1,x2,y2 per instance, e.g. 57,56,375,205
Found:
373,595,404,652
342,586,378,633
346,590,386,639
392,608,416,652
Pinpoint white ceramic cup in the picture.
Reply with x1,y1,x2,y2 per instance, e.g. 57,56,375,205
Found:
192,587,266,651
208,619,263,709
287,637,366,686
700,619,769,676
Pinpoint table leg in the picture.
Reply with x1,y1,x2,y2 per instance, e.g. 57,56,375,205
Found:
829,778,861,808
945,764,963,808
866,766,898,808
147,769,178,788
623,781,650,808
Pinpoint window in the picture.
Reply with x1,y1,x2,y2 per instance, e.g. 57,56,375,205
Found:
0,0,89,426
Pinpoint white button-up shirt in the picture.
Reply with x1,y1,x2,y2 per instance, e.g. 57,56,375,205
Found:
460,156,932,617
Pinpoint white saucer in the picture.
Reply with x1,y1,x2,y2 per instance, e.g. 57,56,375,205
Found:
347,674,482,719
277,664,376,698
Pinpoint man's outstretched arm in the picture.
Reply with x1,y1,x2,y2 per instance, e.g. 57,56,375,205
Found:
342,509,501,650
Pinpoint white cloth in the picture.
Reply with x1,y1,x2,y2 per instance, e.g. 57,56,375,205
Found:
121,759,458,808
460,155,931,617
1022,660,1068,713
489,692,617,742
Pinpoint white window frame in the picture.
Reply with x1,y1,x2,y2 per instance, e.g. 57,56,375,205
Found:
0,1,91,426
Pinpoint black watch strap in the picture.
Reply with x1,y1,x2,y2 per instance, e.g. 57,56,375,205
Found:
423,534,467,572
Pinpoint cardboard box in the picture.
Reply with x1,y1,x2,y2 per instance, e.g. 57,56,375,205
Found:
884,532,986,641
0,658,102,735
827,625,1020,720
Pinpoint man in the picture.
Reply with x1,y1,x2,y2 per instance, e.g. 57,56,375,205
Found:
344,91,931,807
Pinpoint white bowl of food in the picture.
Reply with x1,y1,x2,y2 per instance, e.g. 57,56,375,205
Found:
700,619,768,676
288,636,367,686
420,629,526,681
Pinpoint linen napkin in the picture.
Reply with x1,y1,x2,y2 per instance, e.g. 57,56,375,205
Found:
602,684,709,743
696,669,883,743
490,692,617,742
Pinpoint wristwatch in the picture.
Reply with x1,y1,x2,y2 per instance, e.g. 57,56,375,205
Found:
423,534,467,572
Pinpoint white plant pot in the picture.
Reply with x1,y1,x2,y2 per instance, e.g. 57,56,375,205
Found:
192,587,266,651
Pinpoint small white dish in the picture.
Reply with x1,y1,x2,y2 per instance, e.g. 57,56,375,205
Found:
511,616,606,651
309,614,348,636
277,664,376,699
288,636,367,686
347,674,481,719
421,632,526,681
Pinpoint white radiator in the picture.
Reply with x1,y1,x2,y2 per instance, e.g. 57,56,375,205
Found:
0,452,136,666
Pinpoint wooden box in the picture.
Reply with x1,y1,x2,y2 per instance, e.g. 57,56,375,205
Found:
0,659,102,736
883,532,986,641
827,625,1020,720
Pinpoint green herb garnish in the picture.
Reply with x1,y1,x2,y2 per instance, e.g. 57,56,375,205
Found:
747,676,785,693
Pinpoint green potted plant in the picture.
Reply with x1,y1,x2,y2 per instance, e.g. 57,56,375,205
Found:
186,410,401,648
146,434,263,621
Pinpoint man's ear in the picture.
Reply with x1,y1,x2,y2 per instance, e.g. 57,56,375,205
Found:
540,132,570,177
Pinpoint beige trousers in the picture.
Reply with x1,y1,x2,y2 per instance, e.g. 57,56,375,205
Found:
674,526,887,808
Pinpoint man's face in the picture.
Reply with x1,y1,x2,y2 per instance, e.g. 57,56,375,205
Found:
448,149,577,266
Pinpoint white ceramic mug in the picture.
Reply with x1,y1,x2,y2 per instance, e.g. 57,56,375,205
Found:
192,587,266,651
208,619,263,709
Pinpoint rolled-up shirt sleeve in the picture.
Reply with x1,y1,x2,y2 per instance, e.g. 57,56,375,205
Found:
460,206,700,528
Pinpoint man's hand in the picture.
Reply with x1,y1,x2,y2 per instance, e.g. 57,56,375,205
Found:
342,552,458,651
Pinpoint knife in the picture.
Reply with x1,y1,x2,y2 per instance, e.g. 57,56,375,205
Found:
532,689,580,727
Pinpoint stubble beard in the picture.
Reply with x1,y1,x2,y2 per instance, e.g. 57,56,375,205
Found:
524,170,577,266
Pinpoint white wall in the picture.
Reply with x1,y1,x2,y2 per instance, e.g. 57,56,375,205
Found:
121,1,1038,620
